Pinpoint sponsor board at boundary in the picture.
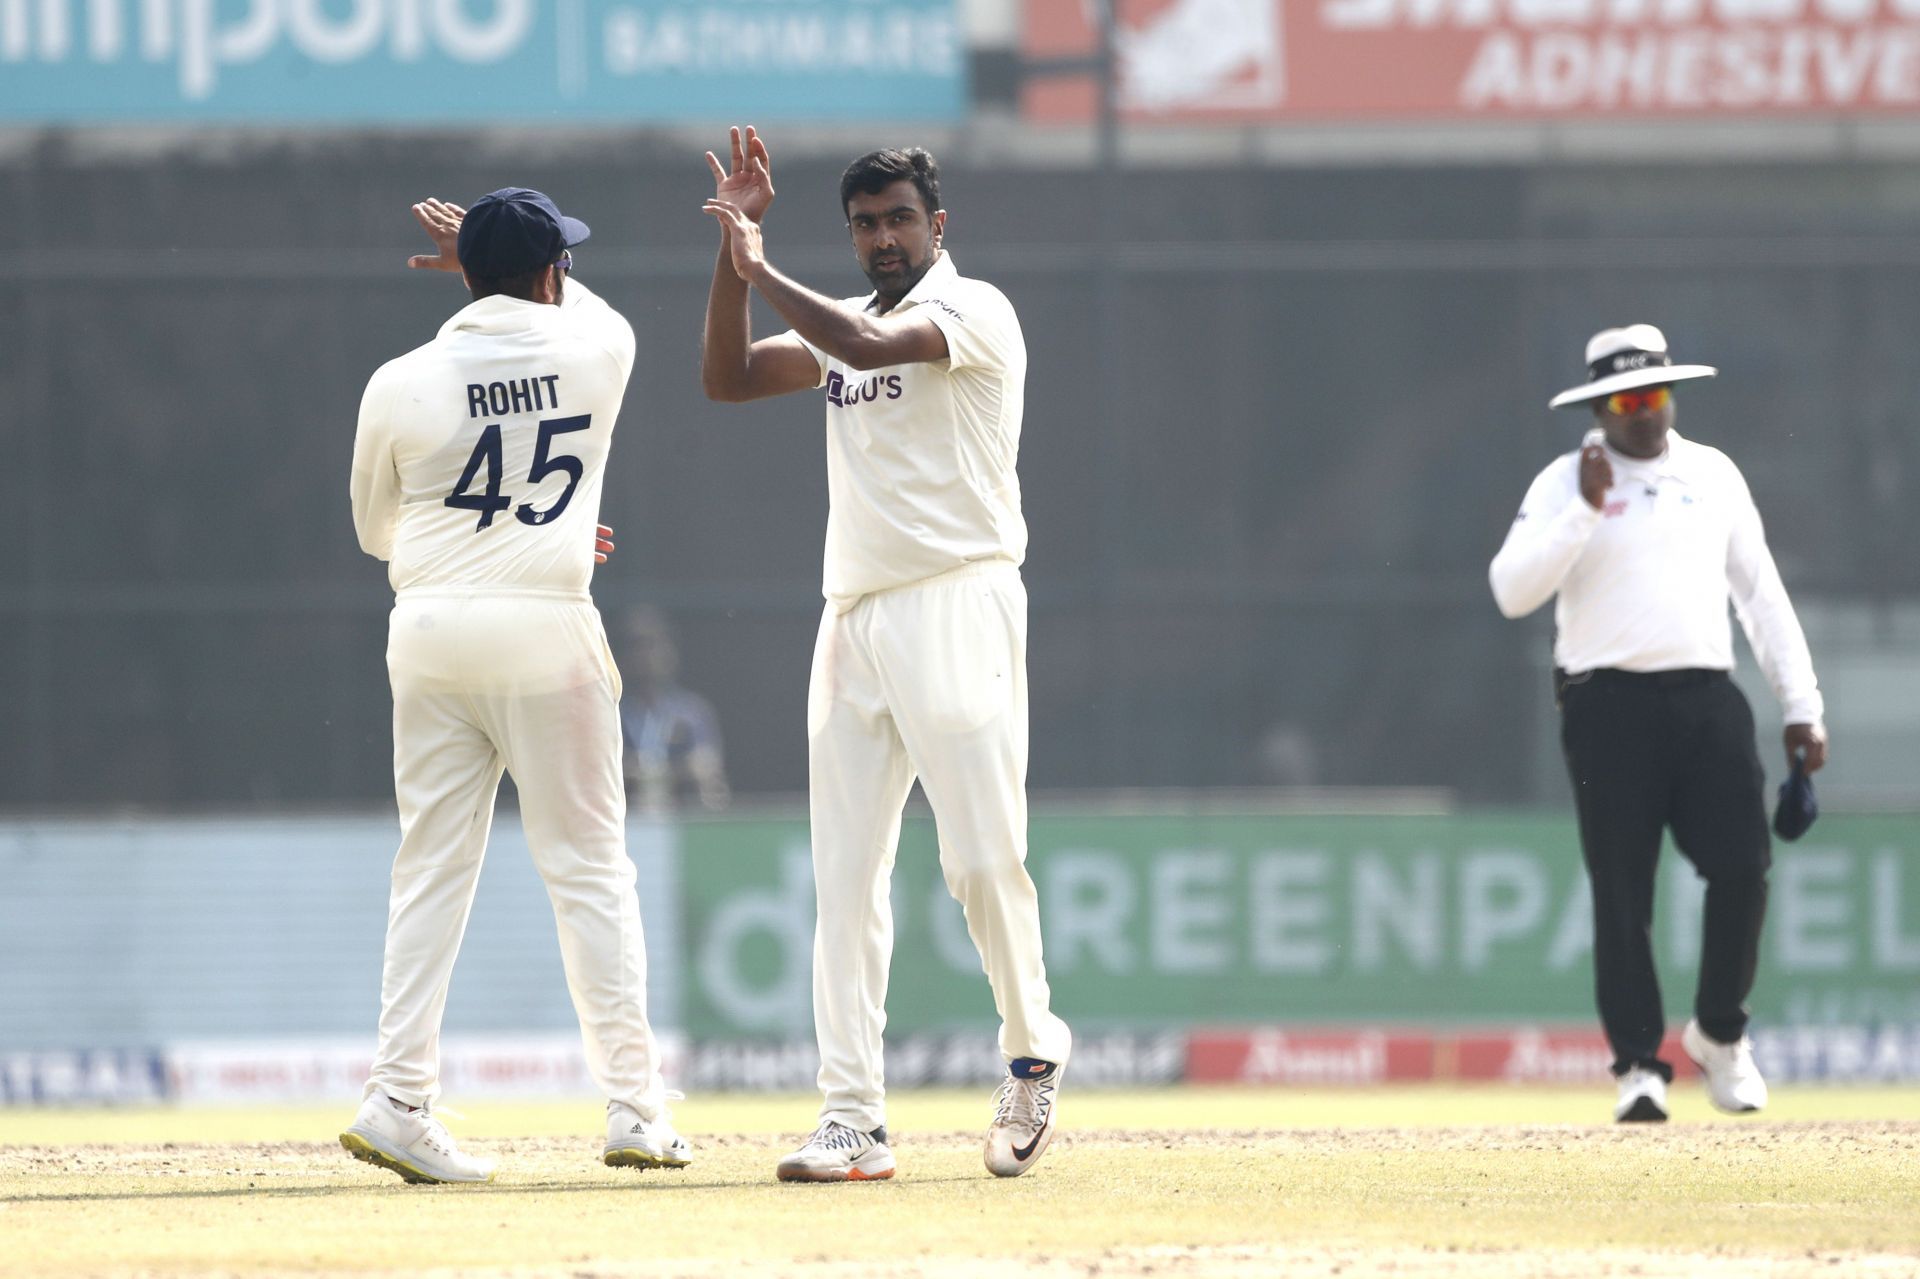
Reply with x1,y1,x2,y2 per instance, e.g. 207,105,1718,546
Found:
0,1035,669,1106
0,0,965,123
6,814,1910,1054
0,1048,170,1105
1185,1024,1920,1085
1024,0,1920,122
681,814,1920,1039
8,1025,1920,1103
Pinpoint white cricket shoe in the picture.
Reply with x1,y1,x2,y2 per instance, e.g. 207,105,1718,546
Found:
1612,1066,1669,1123
775,1121,895,1182
603,1100,692,1170
340,1091,494,1185
984,1058,1062,1177
1683,1019,1768,1113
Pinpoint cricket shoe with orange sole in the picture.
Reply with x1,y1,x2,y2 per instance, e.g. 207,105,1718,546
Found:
775,1121,895,1182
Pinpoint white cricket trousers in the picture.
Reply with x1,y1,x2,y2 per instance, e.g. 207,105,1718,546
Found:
808,560,1071,1131
367,589,667,1119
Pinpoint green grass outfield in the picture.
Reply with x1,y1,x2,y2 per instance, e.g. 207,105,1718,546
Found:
4,1086,1918,1278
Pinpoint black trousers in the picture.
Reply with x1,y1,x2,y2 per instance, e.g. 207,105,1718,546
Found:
1558,668,1771,1078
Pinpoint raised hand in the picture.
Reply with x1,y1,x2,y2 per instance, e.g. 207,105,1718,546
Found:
1578,442,1613,511
408,198,467,272
704,198,767,280
704,125,775,225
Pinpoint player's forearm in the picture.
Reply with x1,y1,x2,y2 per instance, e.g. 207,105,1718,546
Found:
1745,608,1824,728
1489,498,1600,618
702,244,757,401
349,465,397,560
1729,526,1823,726
742,259,889,371
350,384,399,561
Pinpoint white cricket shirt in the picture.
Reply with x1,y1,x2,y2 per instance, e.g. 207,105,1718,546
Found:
351,279,635,597
788,252,1028,610
1489,429,1823,726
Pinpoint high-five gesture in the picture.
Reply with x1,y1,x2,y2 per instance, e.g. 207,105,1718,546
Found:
704,199,768,283
699,126,825,404
407,198,467,272
705,126,775,225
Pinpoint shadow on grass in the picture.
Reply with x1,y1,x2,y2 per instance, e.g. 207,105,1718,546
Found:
3,1171,989,1204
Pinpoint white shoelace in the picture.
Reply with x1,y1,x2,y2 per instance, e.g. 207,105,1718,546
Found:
994,1075,1055,1131
414,1109,461,1155
373,1094,478,1165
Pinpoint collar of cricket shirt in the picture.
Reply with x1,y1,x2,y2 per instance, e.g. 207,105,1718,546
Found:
863,250,957,315
438,293,558,339
1602,428,1692,485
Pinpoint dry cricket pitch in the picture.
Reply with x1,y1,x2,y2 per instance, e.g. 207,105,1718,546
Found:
4,1086,1917,1278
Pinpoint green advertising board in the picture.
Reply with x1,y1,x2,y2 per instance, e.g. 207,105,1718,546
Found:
678,813,1920,1038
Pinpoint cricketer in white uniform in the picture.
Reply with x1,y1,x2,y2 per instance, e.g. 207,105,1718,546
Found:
342,189,687,1184
700,129,1071,1182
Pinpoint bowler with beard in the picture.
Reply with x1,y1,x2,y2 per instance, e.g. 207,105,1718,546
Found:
700,129,1070,1182
1490,325,1828,1125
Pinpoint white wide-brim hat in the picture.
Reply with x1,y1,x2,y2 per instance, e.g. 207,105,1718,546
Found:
1548,323,1718,409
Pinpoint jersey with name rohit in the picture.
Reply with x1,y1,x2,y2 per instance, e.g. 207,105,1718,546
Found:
1488,429,1822,726
351,279,635,596
788,252,1027,610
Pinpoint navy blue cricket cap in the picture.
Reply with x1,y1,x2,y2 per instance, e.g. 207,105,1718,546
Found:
1773,756,1819,842
456,187,590,279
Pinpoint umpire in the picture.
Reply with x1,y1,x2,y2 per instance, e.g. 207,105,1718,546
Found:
1490,324,1828,1124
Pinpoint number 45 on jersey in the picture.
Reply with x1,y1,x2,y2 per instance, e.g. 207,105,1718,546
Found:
446,414,591,530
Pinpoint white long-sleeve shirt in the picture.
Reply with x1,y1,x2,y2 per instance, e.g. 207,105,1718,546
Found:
1489,430,1823,727
350,278,634,597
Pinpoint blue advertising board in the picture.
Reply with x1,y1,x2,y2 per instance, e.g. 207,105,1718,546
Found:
0,0,964,123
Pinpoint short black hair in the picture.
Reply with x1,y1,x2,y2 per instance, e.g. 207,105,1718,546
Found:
840,148,941,220
467,266,550,303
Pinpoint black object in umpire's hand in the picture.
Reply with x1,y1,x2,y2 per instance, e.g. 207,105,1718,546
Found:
1773,755,1818,841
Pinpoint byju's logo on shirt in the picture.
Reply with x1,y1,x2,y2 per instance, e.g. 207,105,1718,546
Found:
826,370,903,408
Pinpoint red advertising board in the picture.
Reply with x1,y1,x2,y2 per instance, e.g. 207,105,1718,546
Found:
1024,1,1920,122
1187,1028,1438,1084
1186,1026,1704,1084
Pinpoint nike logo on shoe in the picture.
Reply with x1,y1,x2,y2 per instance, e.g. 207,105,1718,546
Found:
1011,1124,1050,1162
